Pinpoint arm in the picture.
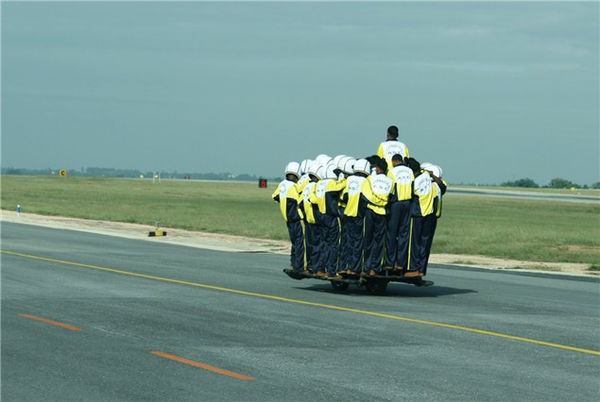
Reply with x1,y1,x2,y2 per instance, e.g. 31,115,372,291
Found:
431,174,447,195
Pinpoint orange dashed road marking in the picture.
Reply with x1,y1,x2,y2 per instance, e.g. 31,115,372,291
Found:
20,314,83,331
151,351,255,381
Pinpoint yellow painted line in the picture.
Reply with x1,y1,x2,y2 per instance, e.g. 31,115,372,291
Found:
2,249,599,357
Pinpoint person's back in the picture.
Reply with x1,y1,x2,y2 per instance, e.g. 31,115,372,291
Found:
411,169,437,219
405,158,438,278
384,155,414,271
362,171,393,216
313,164,345,278
389,164,414,202
419,163,447,275
339,159,371,275
361,159,393,276
377,125,409,169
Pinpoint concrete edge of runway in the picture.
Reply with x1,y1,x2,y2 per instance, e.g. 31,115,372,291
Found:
435,263,600,282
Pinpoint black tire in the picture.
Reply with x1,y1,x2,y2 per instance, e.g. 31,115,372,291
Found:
365,280,388,295
330,281,350,292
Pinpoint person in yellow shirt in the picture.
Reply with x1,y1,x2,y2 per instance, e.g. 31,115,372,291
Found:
385,154,414,272
377,125,409,169
336,157,355,273
311,163,346,278
300,162,321,274
361,157,393,276
405,158,445,277
272,162,304,273
420,163,447,275
338,158,370,276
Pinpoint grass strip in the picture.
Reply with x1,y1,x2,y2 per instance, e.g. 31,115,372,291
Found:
2,175,599,265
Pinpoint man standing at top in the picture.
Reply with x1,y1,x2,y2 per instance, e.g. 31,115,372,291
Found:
377,125,409,168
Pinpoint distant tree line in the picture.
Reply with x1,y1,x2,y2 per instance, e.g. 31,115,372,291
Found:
0,167,278,182
501,177,600,189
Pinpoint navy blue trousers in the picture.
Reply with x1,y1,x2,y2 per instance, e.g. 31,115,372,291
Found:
342,216,365,273
385,200,411,268
287,220,305,272
304,220,321,273
364,209,385,273
408,214,435,274
338,214,349,271
314,210,339,275
423,216,438,275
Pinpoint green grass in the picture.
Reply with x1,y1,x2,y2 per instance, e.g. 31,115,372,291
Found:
2,175,599,265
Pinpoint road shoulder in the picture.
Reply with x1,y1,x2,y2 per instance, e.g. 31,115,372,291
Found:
1,210,595,277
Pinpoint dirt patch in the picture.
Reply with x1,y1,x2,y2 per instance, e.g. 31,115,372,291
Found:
1,210,595,277
431,253,593,276
558,245,598,254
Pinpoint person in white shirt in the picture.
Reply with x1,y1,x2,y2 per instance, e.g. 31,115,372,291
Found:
376,125,409,169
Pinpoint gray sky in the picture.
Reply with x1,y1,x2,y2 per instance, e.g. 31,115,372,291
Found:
2,1,598,184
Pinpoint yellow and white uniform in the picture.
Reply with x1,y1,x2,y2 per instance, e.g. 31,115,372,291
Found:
343,176,367,217
385,164,414,268
312,178,346,216
272,180,303,222
361,173,393,272
377,140,409,168
301,181,317,224
411,172,438,217
361,173,393,215
387,165,414,202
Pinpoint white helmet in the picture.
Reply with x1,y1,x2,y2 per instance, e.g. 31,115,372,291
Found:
342,158,356,174
315,154,332,166
332,155,347,167
308,161,321,176
336,155,351,171
421,162,442,178
353,159,371,175
420,162,434,172
299,159,312,175
324,163,337,179
285,161,301,179
313,165,326,180
430,165,442,178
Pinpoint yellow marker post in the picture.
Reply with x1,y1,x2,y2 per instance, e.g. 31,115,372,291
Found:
148,221,167,237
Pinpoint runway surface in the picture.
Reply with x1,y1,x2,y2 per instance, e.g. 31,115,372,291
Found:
1,222,599,401
447,188,600,203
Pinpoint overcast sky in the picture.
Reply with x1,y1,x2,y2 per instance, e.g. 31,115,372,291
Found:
2,1,598,184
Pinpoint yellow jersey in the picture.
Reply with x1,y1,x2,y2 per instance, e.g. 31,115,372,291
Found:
388,165,414,201
361,174,393,215
343,175,367,217
272,179,303,222
377,139,409,168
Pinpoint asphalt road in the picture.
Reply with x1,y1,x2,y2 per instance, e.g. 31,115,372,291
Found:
1,222,599,401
